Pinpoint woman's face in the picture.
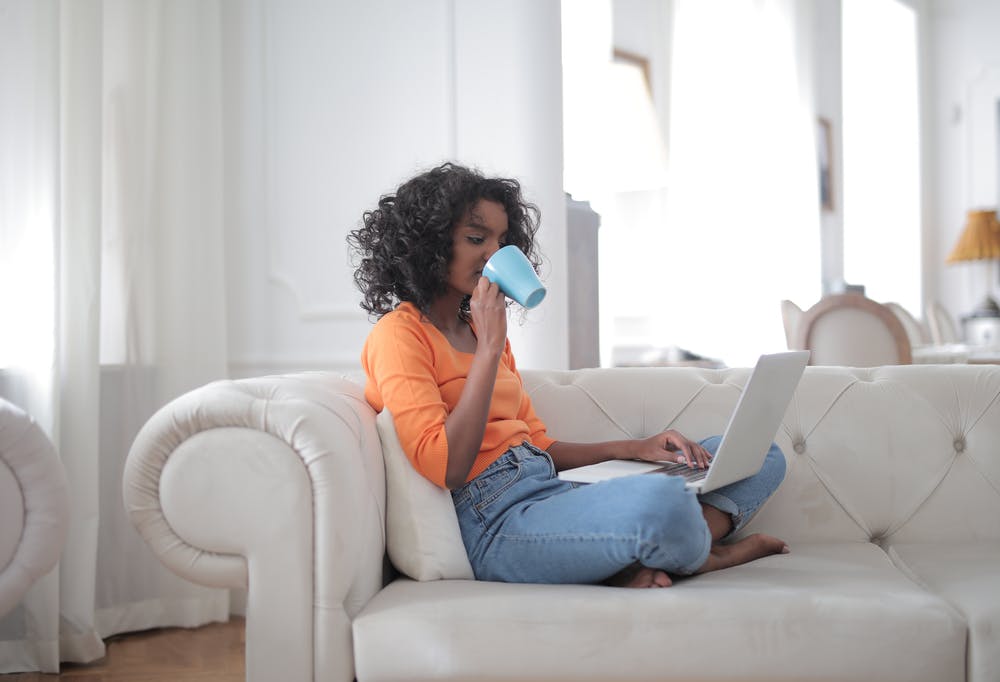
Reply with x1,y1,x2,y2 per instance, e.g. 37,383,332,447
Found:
446,199,509,297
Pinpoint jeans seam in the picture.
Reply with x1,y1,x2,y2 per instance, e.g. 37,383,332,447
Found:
486,531,699,575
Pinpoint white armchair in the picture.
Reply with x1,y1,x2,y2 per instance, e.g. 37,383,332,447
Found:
0,398,70,618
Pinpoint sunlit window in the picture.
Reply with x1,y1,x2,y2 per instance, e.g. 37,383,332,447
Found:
842,0,921,312
564,0,821,368
0,220,56,371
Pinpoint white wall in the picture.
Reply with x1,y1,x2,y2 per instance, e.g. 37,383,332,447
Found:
924,0,1000,323
814,0,844,292
777,0,1000,322
221,0,567,377
453,1,568,371
217,0,999,377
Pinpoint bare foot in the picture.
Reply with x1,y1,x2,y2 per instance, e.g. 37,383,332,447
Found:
604,563,673,588
694,534,789,575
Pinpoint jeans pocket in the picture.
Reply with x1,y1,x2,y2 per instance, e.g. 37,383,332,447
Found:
474,458,522,512
451,485,473,513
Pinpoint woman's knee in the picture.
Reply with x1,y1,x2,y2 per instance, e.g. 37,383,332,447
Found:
587,476,710,575
728,443,786,503
629,478,707,549
641,494,710,572
757,444,787,493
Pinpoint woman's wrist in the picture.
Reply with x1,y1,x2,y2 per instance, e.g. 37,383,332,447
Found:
612,439,640,461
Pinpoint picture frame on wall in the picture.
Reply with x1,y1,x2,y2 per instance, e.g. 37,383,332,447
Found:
817,117,834,212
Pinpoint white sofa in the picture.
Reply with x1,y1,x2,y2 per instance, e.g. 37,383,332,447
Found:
0,398,69,620
123,365,1000,682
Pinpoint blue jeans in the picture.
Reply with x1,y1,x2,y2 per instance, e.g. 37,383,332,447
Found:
450,437,786,584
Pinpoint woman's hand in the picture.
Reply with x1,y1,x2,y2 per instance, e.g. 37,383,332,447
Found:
633,430,713,469
469,276,507,357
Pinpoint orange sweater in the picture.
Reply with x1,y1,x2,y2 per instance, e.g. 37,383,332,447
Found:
361,302,555,488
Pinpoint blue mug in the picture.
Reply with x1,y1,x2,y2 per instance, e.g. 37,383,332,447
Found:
483,245,547,309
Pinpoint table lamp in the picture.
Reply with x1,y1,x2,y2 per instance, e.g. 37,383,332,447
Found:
946,208,1000,317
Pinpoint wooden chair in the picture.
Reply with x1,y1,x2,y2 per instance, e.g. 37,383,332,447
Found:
780,299,804,350
795,294,912,366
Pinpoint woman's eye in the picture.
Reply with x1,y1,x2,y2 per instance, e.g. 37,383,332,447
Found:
468,236,484,245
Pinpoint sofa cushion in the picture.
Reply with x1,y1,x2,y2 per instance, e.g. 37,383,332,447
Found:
889,542,1000,682
353,543,965,682
376,410,474,581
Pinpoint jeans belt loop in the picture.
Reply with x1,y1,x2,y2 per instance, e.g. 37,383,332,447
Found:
508,443,534,462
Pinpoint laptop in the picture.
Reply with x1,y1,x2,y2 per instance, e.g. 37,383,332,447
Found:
557,350,809,493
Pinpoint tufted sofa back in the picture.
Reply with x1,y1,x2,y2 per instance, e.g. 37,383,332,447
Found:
522,365,1000,547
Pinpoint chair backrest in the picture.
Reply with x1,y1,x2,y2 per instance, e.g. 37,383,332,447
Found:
884,301,928,348
780,299,804,350
795,294,913,366
925,299,960,345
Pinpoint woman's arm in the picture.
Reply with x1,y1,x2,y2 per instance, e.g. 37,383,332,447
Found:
442,278,508,488
505,340,713,474
546,430,713,472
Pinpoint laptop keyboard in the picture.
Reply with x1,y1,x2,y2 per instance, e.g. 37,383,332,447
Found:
657,461,709,483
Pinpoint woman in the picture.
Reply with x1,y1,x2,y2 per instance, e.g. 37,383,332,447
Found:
349,162,788,588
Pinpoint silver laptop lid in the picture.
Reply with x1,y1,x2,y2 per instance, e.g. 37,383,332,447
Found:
696,350,809,492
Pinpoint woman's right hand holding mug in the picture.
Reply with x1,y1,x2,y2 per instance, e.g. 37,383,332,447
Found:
470,276,507,358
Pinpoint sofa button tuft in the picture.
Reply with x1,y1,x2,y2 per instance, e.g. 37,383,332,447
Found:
953,437,966,453
793,441,806,454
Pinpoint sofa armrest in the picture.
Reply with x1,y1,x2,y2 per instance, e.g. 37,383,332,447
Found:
0,398,69,619
123,372,386,682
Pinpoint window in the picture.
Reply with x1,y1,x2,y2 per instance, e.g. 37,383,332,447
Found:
842,0,921,312
564,0,821,367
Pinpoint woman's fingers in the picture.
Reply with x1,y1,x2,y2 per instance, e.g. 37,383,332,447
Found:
470,277,508,354
672,440,695,467
696,443,713,468
473,276,504,305
668,432,713,468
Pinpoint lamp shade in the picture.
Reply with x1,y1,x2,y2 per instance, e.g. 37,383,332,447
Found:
947,209,1000,263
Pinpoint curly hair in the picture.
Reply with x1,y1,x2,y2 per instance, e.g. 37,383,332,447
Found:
347,162,542,318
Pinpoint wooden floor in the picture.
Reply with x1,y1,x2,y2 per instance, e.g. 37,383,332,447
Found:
6,618,245,681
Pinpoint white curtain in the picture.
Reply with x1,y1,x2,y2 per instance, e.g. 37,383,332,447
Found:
0,0,230,672
658,0,821,366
